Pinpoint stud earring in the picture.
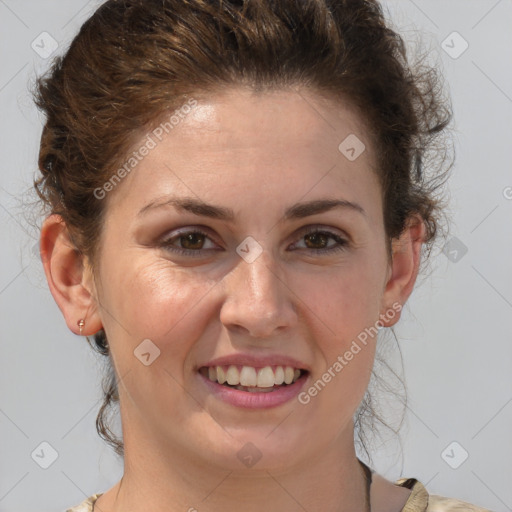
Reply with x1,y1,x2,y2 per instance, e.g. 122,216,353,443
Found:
77,319,85,335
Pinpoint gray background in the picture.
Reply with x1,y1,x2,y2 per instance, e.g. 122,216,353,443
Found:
1,1,511,511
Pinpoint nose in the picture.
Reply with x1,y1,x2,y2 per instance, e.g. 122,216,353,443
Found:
219,250,297,339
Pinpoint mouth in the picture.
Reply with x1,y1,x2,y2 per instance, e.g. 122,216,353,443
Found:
198,364,308,393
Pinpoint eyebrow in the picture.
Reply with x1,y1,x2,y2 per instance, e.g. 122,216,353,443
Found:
137,196,366,221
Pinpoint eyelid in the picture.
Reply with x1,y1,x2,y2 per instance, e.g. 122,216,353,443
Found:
295,224,349,240
290,225,349,251
160,226,222,249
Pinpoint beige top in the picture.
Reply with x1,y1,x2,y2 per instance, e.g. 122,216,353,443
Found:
65,477,493,512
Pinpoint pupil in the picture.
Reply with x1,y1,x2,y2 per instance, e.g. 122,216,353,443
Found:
305,232,327,249
182,233,204,250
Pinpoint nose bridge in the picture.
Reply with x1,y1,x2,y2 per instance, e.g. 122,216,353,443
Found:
243,251,280,307
219,248,295,337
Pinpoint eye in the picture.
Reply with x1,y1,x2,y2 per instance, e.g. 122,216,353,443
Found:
290,227,349,254
159,228,221,257
158,226,349,258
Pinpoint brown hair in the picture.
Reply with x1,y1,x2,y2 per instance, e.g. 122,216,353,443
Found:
33,0,453,460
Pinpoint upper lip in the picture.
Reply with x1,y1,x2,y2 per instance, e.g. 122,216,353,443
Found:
198,354,310,372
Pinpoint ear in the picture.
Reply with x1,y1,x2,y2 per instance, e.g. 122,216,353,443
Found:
379,214,426,328
39,214,103,336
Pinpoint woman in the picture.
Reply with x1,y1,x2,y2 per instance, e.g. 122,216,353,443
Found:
34,0,492,511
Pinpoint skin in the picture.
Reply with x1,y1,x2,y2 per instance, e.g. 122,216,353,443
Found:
41,86,424,512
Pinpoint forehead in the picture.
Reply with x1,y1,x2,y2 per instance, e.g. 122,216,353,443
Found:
175,87,370,154
106,87,381,221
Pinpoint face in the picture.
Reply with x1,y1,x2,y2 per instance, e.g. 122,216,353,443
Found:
84,87,398,470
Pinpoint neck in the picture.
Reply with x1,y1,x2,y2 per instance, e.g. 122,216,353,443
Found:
100,406,370,512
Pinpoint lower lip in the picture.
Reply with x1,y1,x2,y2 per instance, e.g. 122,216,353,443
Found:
197,371,309,409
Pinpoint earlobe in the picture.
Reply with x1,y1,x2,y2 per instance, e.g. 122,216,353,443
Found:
379,215,426,328
40,214,103,336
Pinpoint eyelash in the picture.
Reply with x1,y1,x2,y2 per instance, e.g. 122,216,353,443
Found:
159,226,349,257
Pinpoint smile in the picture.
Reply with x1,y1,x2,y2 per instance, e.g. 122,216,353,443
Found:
199,364,305,389
197,364,309,408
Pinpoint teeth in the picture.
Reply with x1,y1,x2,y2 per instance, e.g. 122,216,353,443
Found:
257,366,275,387
240,366,257,386
284,366,294,384
204,364,303,388
246,386,275,393
226,365,239,385
216,366,227,385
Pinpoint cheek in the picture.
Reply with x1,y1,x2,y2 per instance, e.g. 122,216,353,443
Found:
99,256,218,362
292,266,380,403
292,263,383,345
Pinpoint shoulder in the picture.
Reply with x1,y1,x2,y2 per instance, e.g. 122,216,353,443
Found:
395,477,494,512
65,493,102,512
427,493,494,512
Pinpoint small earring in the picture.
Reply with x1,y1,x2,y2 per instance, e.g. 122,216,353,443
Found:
77,319,85,335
